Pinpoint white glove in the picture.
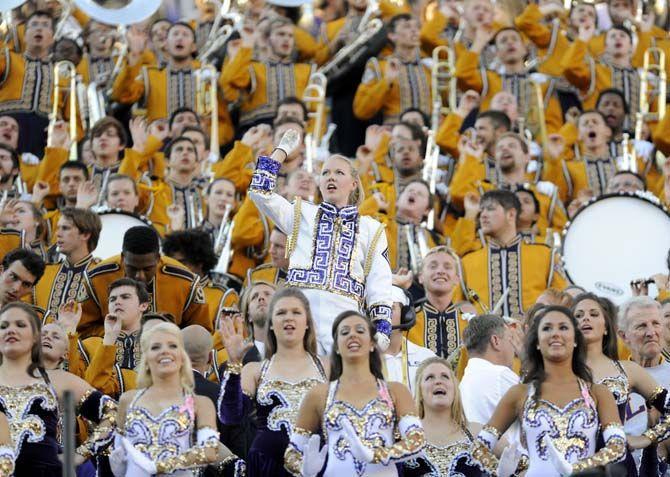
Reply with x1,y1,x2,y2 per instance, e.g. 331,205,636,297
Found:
276,129,301,158
303,434,328,477
543,435,573,476
535,181,557,197
497,444,524,477
109,434,127,477
340,418,374,463
122,437,157,475
633,139,654,161
374,332,390,352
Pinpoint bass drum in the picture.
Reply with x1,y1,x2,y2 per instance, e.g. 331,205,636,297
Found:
93,209,155,260
562,193,670,304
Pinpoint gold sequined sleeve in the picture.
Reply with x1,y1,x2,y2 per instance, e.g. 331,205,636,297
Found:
0,445,14,477
284,426,313,476
75,390,118,459
470,425,501,475
372,415,425,465
643,387,670,444
155,427,221,474
572,423,626,473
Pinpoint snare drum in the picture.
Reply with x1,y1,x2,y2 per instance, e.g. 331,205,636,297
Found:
94,209,155,260
561,192,670,303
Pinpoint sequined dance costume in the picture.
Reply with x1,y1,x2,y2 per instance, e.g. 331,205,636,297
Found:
123,388,244,477
248,156,394,353
597,361,663,476
473,380,626,477
285,379,424,477
218,355,326,476
403,427,489,477
0,380,116,477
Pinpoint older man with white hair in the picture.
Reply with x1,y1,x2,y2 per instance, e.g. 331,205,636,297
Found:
618,296,670,441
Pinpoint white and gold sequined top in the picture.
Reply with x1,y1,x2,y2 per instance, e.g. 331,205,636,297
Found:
521,382,598,477
123,389,195,465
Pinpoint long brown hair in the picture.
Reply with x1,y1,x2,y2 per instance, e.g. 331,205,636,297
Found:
264,287,318,358
0,302,47,379
329,311,384,381
571,293,619,360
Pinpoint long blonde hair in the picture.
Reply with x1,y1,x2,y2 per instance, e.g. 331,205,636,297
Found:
135,322,195,390
414,357,466,427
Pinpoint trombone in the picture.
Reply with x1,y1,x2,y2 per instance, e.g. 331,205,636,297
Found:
302,73,327,174
47,61,78,161
430,45,457,132
635,47,666,152
195,64,221,168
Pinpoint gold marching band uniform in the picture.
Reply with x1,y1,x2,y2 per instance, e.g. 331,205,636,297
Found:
76,254,211,338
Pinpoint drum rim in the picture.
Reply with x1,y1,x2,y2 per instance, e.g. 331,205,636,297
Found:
96,207,154,226
560,191,670,287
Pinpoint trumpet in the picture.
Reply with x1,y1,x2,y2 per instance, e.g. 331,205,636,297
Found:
47,61,78,161
430,45,457,132
195,64,221,166
316,18,383,80
302,73,327,174
635,47,667,147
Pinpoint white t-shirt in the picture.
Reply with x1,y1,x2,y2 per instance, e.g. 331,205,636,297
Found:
626,360,670,436
384,339,436,394
460,357,521,445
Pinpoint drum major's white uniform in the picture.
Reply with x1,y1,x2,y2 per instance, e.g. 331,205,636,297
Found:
248,155,393,353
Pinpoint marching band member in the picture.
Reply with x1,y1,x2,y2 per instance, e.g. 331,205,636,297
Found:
111,21,234,145
2,200,50,260
248,130,393,352
0,248,45,308
200,177,237,245
408,246,470,358
77,226,211,338
285,310,425,476
354,14,432,124
404,357,490,476
77,20,116,86
219,287,328,476
105,174,141,214
162,229,240,325
112,322,238,477
246,227,290,286
472,306,626,476
33,208,100,319
221,17,313,132
461,190,567,318
0,302,117,476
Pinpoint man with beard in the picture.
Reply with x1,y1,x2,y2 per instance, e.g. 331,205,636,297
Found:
209,281,277,380
461,190,567,319
221,17,312,133
452,131,566,233
354,14,432,125
111,22,234,145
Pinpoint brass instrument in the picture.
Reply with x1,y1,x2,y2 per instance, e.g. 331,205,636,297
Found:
73,0,162,25
302,73,327,174
635,47,667,151
526,74,550,153
47,61,78,161
195,64,221,168
316,18,383,80
405,224,420,275
621,132,635,172
214,203,233,256
96,168,111,208
199,0,240,64
422,130,440,230
430,45,457,132
0,5,21,51
212,214,235,277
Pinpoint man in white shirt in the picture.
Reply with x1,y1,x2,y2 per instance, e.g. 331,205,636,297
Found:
384,285,435,394
459,314,519,445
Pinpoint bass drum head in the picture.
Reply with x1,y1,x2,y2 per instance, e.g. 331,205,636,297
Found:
562,194,670,304
93,210,153,260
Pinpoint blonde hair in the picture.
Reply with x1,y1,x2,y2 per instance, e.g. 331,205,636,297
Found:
414,357,466,427
318,155,365,206
136,322,195,390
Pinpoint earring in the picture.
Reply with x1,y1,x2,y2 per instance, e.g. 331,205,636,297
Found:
370,348,374,353
574,343,577,348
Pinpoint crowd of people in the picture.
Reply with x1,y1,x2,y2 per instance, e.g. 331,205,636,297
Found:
0,0,670,475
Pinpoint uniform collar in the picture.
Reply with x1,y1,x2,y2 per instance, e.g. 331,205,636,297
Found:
319,202,358,220
488,234,522,249
65,253,93,268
